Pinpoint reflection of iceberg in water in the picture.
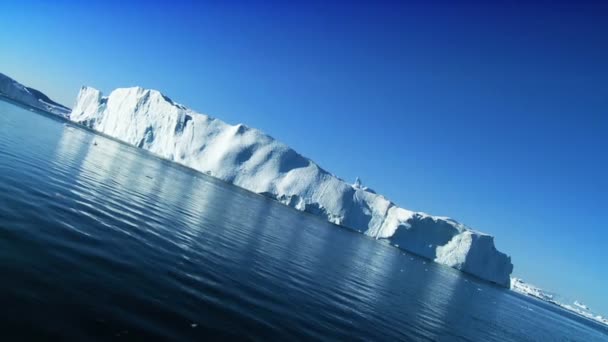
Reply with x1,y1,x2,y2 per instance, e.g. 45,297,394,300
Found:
56,131,166,240
51,126,92,177
48,124,515,341
154,172,228,254
339,239,399,306
413,266,463,339
330,237,403,331
277,214,333,279
66,128,232,255
51,124,235,253
75,135,124,190
414,265,501,341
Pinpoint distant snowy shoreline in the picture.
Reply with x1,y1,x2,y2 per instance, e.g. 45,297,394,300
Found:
0,73,70,116
511,278,608,327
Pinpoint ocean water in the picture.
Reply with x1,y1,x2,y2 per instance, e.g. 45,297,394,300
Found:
0,99,606,341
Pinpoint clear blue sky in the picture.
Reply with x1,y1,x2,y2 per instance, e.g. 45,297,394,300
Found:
1,1,607,314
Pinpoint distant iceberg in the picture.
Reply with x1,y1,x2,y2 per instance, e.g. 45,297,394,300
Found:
574,300,590,311
0,73,70,117
511,277,608,326
69,85,514,286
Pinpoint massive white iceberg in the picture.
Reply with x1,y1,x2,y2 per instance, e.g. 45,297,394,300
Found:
0,73,70,116
69,86,513,286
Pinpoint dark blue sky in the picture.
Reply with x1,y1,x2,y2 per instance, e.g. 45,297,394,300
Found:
1,1,607,313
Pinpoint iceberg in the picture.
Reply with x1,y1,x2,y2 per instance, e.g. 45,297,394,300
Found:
511,277,608,326
574,300,590,311
510,277,555,302
0,73,70,117
69,85,513,286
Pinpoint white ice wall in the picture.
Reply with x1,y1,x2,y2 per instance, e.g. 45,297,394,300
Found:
71,86,513,286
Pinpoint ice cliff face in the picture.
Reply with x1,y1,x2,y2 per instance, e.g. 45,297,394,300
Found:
0,73,70,116
70,86,513,286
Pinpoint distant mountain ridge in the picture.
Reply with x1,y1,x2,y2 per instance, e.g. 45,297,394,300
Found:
0,72,69,116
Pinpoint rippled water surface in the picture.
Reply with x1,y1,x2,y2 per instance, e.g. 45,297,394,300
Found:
0,100,606,341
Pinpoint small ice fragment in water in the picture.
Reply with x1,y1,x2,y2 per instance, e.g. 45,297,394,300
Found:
191,323,198,328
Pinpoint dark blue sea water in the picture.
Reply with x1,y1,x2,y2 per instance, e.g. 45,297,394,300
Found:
0,99,606,341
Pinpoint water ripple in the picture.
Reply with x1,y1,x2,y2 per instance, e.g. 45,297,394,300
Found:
0,100,606,341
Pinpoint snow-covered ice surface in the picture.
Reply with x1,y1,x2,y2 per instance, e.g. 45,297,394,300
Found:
70,86,514,286
511,278,608,327
0,73,70,117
